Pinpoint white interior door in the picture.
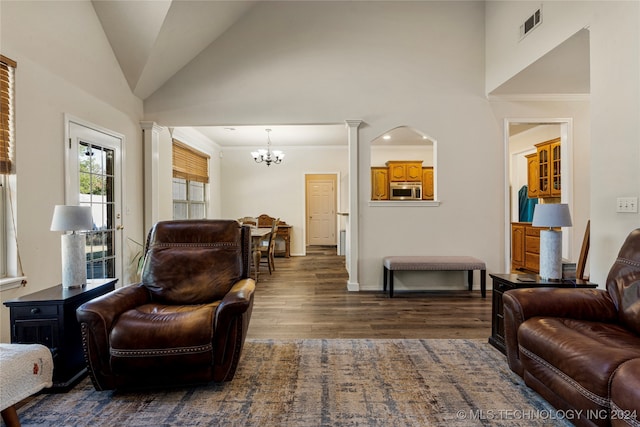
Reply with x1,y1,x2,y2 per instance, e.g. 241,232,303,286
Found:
306,175,336,246
66,118,123,282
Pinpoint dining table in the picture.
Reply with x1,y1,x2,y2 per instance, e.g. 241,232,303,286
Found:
250,227,272,281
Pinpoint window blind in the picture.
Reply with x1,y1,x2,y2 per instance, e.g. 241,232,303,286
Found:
0,55,16,175
172,139,210,183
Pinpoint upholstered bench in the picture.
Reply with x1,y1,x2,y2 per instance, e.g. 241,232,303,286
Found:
383,256,486,298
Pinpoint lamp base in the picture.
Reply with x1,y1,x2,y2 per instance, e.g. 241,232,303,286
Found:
61,233,87,289
539,229,562,281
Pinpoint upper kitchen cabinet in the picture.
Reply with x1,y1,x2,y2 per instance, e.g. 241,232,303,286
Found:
534,137,561,199
370,126,437,202
386,160,423,182
525,153,539,199
371,167,389,200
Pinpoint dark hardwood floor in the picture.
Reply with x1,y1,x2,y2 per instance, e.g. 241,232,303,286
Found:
247,246,492,340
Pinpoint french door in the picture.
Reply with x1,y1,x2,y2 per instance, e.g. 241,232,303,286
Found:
65,117,123,282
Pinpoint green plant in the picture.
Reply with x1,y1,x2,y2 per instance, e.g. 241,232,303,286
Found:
127,237,145,283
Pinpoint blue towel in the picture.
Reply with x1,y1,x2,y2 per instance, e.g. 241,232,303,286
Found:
518,185,538,222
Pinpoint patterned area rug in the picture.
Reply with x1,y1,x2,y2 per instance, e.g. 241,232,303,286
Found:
17,339,569,426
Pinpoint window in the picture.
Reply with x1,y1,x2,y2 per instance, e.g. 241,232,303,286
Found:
172,140,209,219
1,54,22,288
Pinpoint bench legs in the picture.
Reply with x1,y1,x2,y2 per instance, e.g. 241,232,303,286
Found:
384,268,486,298
383,266,395,297
467,269,487,298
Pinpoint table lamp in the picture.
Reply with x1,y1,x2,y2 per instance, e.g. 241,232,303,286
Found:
50,205,93,288
532,203,572,281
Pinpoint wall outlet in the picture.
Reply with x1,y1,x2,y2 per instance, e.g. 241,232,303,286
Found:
616,197,638,213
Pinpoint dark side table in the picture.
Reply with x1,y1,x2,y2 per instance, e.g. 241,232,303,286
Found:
3,278,117,391
488,273,597,355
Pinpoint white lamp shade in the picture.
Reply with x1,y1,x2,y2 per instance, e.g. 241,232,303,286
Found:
532,203,572,228
50,205,93,232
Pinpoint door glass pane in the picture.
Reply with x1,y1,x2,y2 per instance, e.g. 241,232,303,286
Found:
79,141,115,279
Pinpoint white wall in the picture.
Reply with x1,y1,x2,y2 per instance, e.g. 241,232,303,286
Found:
589,2,640,283
143,1,503,291
371,146,434,169
0,1,144,342
487,1,640,286
220,145,349,256
485,1,593,94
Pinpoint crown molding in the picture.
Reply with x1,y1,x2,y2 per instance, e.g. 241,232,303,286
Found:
487,93,590,102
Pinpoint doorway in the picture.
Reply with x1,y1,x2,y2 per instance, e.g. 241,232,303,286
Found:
505,119,573,272
65,116,124,283
305,174,338,247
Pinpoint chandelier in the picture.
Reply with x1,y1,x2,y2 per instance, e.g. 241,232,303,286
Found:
251,129,285,166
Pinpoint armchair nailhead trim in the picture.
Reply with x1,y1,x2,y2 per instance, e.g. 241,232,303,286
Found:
519,345,610,408
616,257,640,268
151,242,239,249
111,344,212,357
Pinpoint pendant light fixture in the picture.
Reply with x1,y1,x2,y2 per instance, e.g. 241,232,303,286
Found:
251,129,285,166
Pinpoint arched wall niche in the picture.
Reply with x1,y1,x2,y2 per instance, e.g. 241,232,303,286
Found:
370,125,437,202
371,126,436,166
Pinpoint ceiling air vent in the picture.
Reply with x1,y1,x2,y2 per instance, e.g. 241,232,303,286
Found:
520,8,542,40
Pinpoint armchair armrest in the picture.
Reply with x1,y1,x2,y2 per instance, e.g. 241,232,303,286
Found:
77,284,151,332
76,284,150,390
212,278,256,381
503,287,617,376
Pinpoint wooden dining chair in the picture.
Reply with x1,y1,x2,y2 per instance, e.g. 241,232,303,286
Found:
259,219,279,274
238,216,257,228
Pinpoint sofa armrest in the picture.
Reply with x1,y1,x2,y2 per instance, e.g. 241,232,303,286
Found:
76,284,151,390
212,278,256,381
503,287,617,377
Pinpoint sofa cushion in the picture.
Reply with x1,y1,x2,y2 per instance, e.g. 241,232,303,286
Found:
606,228,640,335
610,358,640,427
518,317,640,419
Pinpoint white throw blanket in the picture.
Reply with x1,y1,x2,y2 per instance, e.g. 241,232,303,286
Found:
0,343,53,411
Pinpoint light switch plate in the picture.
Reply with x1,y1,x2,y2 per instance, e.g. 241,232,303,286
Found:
616,197,638,213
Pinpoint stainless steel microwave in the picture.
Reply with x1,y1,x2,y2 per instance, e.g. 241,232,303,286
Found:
390,182,422,200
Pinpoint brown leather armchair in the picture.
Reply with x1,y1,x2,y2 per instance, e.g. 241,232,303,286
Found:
76,220,255,390
503,228,640,427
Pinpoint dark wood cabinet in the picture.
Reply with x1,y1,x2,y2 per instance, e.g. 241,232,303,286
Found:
489,274,596,355
4,278,117,391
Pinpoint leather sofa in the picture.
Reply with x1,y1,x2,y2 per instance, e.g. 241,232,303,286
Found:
77,220,255,390
503,228,640,427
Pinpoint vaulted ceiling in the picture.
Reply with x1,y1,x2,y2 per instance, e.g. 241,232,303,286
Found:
90,1,590,146
92,0,256,100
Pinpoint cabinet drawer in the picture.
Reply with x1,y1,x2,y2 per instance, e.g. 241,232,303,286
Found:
525,236,540,254
525,254,540,271
526,227,541,237
12,305,58,318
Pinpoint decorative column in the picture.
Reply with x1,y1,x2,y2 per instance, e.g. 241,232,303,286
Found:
345,120,362,291
140,122,163,235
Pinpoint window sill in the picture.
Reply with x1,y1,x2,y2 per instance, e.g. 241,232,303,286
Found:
0,276,27,292
369,200,440,207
